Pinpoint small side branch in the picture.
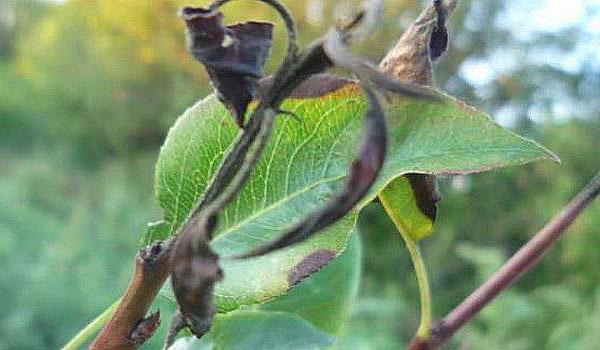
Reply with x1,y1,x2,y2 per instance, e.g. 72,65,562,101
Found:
411,171,600,349
89,240,173,350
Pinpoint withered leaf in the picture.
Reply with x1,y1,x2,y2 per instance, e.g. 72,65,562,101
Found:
182,7,274,127
379,0,457,85
170,216,223,338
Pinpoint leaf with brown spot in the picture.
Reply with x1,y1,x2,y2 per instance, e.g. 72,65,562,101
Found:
377,0,459,235
146,77,556,314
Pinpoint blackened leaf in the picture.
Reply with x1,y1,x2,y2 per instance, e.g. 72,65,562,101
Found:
170,217,223,338
259,74,353,99
182,7,274,127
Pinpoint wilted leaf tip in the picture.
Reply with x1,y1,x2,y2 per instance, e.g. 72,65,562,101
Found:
182,6,274,127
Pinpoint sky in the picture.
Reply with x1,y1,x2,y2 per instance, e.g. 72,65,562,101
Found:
458,0,600,126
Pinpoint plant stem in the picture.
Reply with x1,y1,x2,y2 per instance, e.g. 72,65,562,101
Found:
61,298,120,350
406,171,600,349
429,171,600,348
404,237,433,340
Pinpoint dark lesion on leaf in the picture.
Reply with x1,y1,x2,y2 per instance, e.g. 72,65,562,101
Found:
287,249,337,289
162,0,437,347
407,173,440,221
259,73,355,99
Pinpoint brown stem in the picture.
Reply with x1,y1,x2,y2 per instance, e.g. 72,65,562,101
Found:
90,239,173,350
411,172,600,349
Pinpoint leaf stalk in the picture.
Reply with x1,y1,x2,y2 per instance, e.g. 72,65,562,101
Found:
61,298,120,350
404,238,433,340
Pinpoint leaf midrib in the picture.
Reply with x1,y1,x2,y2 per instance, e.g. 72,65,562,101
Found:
212,174,346,246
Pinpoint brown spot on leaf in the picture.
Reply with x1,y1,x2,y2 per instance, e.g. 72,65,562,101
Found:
407,173,440,221
288,249,337,288
259,74,354,99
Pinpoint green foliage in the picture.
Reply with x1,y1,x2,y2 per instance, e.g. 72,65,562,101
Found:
0,153,156,349
171,311,335,350
147,84,553,315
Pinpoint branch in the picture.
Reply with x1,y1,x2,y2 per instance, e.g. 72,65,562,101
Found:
409,171,600,349
89,240,173,350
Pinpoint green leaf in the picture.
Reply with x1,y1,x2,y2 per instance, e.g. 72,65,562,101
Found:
260,231,362,334
170,310,335,350
145,82,556,312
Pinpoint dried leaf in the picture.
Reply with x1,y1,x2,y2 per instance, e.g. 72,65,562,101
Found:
170,217,223,338
182,7,274,127
379,0,457,85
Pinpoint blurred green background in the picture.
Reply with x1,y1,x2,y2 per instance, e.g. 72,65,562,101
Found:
1,0,599,349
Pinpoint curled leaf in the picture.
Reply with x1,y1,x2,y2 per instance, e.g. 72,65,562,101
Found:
182,7,274,127
379,0,457,85
170,217,223,338
237,8,439,258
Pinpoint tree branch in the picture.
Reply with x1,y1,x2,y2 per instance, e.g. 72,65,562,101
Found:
89,239,173,350
409,171,600,349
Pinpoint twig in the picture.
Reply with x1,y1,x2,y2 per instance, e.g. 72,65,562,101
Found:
410,172,600,349
89,240,173,350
